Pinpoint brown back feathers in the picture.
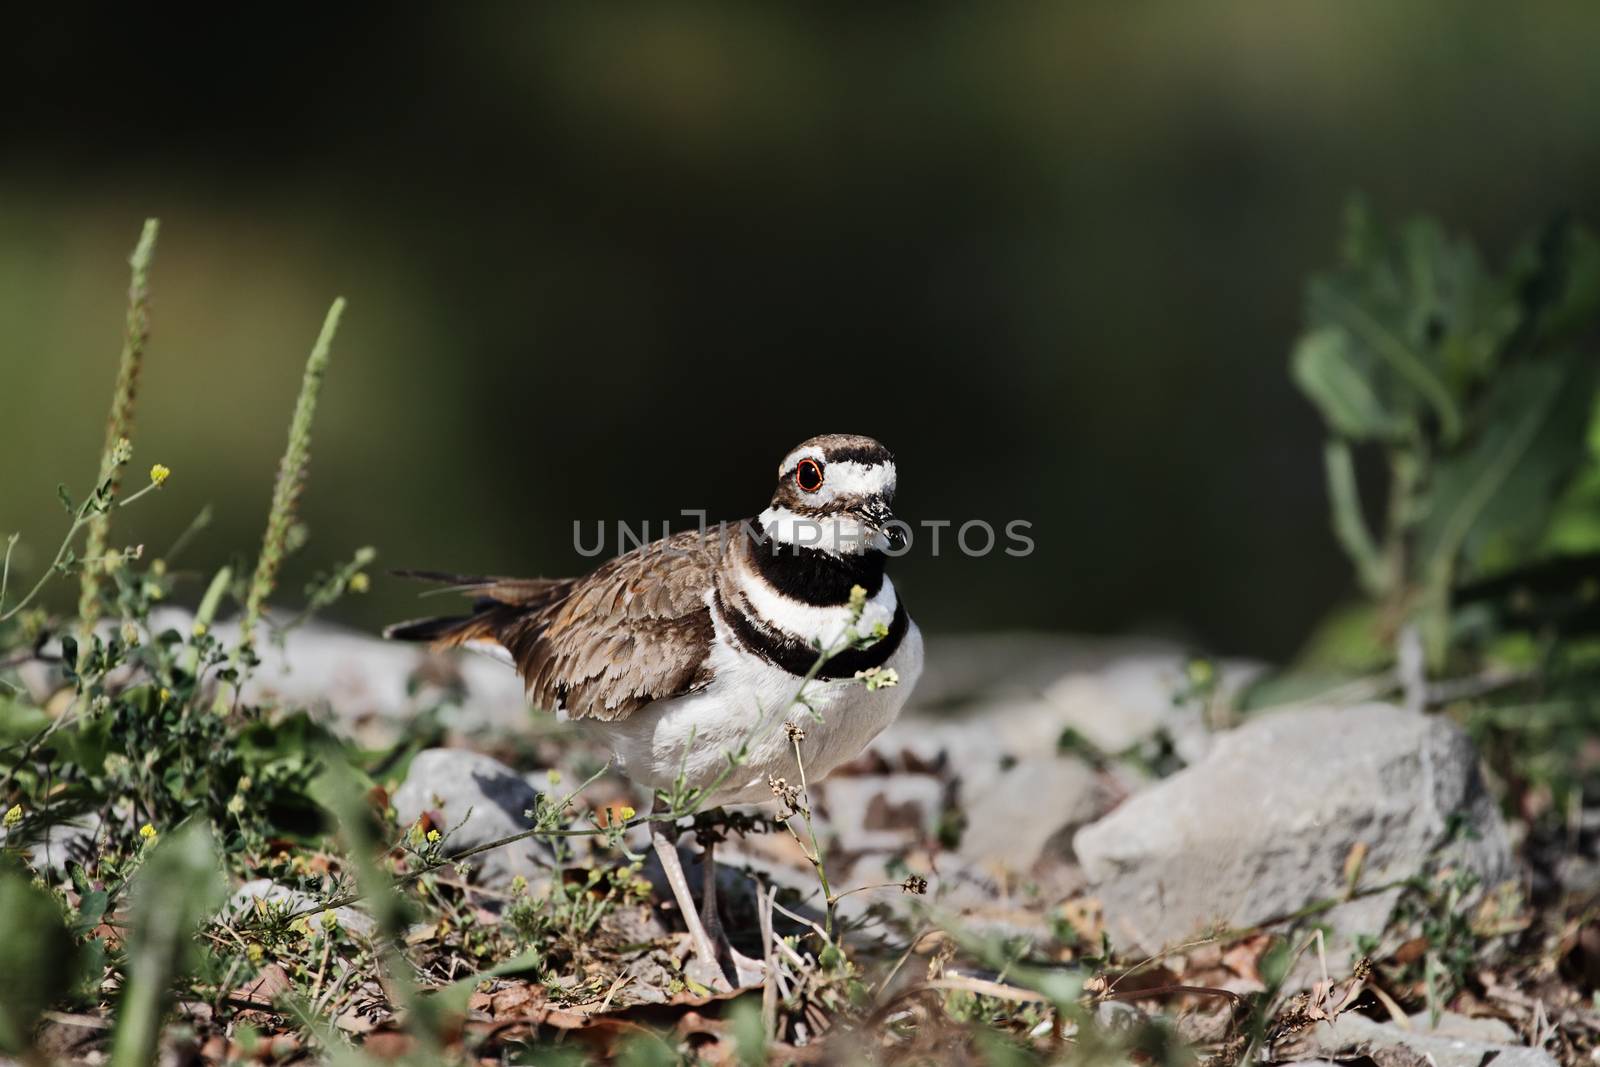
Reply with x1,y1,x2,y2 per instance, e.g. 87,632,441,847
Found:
386,528,732,721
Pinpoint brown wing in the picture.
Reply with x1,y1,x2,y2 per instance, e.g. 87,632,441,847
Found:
499,526,733,721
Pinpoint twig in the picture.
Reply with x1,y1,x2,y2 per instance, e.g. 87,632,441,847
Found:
870,924,930,1000
312,959,358,1018
759,882,778,1042
161,504,213,565
310,933,333,1008
1103,935,1217,997
1099,983,1244,1006
596,972,632,1014
922,975,1050,1004
769,897,831,944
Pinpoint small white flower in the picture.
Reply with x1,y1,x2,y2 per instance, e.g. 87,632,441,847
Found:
854,666,900,691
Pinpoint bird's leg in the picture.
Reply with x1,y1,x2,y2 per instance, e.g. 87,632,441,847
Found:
698,814,767,988
699,832,722,940
650,796,731,992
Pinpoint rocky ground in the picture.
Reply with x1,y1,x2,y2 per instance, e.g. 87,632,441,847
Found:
16,619,1598,1064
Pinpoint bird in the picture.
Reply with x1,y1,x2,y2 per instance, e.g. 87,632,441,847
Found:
385,433,923,989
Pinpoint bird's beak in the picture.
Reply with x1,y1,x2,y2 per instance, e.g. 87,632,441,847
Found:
853,499,904,552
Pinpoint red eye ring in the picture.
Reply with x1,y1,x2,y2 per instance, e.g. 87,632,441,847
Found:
795,458,824,493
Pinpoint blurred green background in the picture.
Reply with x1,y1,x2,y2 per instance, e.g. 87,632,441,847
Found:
3,5,1599,659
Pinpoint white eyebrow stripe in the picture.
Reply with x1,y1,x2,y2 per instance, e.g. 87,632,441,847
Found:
777,441,896,499
778,445,826,474
820,460,896,497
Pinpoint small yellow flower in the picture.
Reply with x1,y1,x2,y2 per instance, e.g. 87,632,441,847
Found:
226,794,246,816
848,584,868,612
149,463,171,487
3,804,23,829
347,572,370,594
546,769,562,786
246,943,264,965
159,687,171,703
617,805,637,823
436,918,451,938
320,911,339,932
510,874,528,895
426,828,441,843
191,622,207,638
139,823,158,842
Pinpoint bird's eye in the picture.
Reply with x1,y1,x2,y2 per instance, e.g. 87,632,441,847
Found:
795,458,824,493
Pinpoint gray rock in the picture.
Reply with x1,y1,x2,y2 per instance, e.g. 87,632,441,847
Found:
143,610,534,745
835,637,1262,898
872,636,1264,798
1285,1011,1555,1067
1073,704,1513,965
1404,1011,1519,1045
392,748,552,888
1043,651,1258,766
24,811,103,878
815,774,946,853
224,878,376,938
957,755,1106,878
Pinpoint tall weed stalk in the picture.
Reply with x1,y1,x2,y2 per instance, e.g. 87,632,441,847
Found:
78,218,159,632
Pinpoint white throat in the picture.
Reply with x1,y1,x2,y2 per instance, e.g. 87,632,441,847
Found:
758,505,891,555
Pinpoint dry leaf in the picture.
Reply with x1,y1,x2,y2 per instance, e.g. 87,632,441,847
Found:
230,963,291,1008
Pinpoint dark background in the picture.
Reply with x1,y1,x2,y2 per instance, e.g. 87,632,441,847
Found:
3,6,1598,659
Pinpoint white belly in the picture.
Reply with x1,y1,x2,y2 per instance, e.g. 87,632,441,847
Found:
590,620,923,806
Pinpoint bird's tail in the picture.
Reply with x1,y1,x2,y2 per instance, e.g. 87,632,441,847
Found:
383,569,571,649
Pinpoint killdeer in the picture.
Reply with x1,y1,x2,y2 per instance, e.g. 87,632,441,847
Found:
387,433,923,988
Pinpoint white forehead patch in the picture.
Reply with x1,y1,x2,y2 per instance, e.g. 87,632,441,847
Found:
779,446,896,501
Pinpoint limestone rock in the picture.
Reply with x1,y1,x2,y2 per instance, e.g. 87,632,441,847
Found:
392,748,552,887
955,755,1106,879
1073,704,1513,963
1282,1011,1555,1067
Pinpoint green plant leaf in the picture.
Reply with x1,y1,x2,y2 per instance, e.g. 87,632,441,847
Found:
1541,375,1600,555
0,696,51,745
110,821,226,1067
0,869,80,1054
1291,328,1401,440
1301,207,1522,446
1309,275,1461,442
72,889,110,937
1418,353,1599,583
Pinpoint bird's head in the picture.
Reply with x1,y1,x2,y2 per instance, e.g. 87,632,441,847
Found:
760,433,901,554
